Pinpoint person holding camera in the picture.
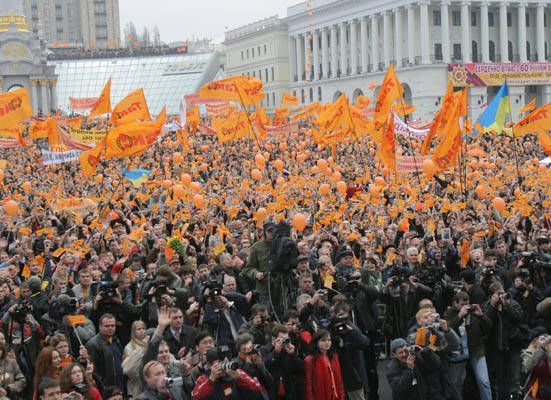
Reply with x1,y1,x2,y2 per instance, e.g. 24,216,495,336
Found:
521,332,551,399
191,346,265,400
59,362,101,400
444,291,493,400
508,270,545,327
136,361,177,400
237,304,272,346
0,331,25,400
232,333,273,393
262,324,304,400
483,282,525,399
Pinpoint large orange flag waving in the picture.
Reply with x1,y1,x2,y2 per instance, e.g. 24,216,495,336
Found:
539,131,551,155
104,107,165,159
109,88,151,126
87,78,111,122
514,101,551,137
212,110,253,143
0,88,32,129
198,76,265,106
431,91,463,170
422,83,454,155
373,64,403,140
79,138,105,177
281,92,300,106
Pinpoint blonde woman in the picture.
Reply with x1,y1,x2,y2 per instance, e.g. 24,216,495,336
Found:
122,320,149,398
521,333,551,399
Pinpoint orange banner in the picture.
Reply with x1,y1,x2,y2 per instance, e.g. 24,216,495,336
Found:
109,88,151,126
282,92,299,106
198,76,265,106
79,139,105,176
88,78,111,122
212,110,253,143
514,102,551,137
69,97,98,111
0,88,33,129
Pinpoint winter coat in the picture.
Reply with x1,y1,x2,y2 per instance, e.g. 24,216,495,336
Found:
304,353,345,400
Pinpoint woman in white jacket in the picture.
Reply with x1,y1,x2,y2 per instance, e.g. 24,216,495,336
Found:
122,320,149,398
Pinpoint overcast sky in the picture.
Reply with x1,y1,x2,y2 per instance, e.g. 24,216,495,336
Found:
119,0,300,43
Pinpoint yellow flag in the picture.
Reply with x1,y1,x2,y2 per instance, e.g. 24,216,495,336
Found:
514,102,551,137
0,88,32,129
376,115,396,171
87,78,111,122
373,64,403,138
198,76,265,106
281,92,299,106
212,110,253,143
109,88,151,126
104,107,165,159
251,107,268,139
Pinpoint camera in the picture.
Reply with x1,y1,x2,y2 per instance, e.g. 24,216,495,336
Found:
499,293,510,302
96,281,119,301
468,304,478,312
204,280,223,299
281,337,291,345
248,344,263,355
219,360,239,371
389,270,408,287
164,376,184,387
482,268,496,279
50,296,78,320
408,345,422,354
73,383,86,394
9,300,32,324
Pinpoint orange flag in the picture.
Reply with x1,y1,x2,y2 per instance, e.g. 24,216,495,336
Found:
281,92,300,106
538,130,551,155
186,107,200,133
46,118,60,148
198,75,265,106
0,125,26,148
373,64,403,139
79,138,105,176
30,118,55,139
376,115,396,171
394,104,416,118
514,101,551,137
532,378,539,399
212,110,253,143
104,108,165,159
316,94,355,135
87,78,111,122
431,92,462,170
520,98,536,114
66,116,83,129
66,315,87,326
460,239,470,268
109,88,151,126
422,83,453,155
355,95,371,108
251,107,268,138
0,88,32,129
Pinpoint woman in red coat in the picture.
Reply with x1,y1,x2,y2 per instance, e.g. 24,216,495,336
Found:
304,329,345,400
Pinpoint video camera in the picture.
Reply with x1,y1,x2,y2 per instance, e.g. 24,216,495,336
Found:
96,281,119,301
389,269,409,287
521,252,551,271
206,346,239,371
330,316,352,348
50,296,78,320
203,280,223,300
164,376,184,387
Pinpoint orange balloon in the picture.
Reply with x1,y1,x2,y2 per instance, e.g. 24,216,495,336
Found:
274,159,284,172
398,218,410,233
190,181,201,193
181,173,192,186
251,168,262,180
255,153,266,169
292,213,307,232
319,183,331,195
336,181,347,195
513,188,522,197
173,184,184,200
374,176,385,186
256,207,268,224
492,197,506,212
316,159,328,171
422,159,437,178
475,184,486,199
200,145,209,152
4,200,18,216
193,194,205,209
310,166,320,174
332,171,342,182
22,181,31,194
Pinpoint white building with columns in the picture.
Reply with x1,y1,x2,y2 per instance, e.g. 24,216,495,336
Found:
284,0,551,120
223,16,290,113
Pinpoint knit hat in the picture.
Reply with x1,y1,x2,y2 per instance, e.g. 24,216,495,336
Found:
390,338,407,353
335,245,354,262
460,269,476,285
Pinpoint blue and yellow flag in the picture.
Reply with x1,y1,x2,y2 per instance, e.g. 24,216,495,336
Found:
123,168,151,187
473,81,511,137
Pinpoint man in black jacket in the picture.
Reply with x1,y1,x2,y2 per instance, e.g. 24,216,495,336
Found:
86,313,124,390
262,324,304,400
162,307,198,358
483,282,525,400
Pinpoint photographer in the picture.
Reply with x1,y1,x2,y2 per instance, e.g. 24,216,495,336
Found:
0,331,25,400
508,270,544,327
237,304,272,346
521,332,551,399
232,333,273,393
483,282,525,400
262,324,304,400
444,292,492,400
136,361,180,400
191,346,265,400
59,362,101,400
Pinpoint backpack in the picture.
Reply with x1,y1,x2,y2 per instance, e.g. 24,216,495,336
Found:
269,222,298,272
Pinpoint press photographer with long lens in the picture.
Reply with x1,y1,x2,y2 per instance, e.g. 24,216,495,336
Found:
191,346,265,400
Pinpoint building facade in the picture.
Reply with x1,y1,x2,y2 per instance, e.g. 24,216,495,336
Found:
0,0,57,114
22,0,120,49
223,16,290,112
284,0,551,119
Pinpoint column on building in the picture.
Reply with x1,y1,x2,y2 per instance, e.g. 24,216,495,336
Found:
518,3,527,61
419,0,430,64
339,22,347,75
499,3,509,61
304,34,310,80
50,79,57,111
407,4,416,65
322,27,329,79
481,2,490,62
461,1,471,62
39,79,49,114
312,30,320,80
29,79,38,113
383,11,391,66
296,34,305,80
394,8,403,67
537,3,545,61
290,36,297,81
331,25,338,78
360,17,368,73
350,19,358,74
370,14,380,70
441,0,451,63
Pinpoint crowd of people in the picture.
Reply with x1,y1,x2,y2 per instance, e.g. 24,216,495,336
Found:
0,109,549,400
46,45,185,61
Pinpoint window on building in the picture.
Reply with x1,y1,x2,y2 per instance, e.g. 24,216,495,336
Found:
452,11,461,26
252,71,255,77
318,87,322,101
489,40,496,61
310,88,314,102
508,41,513,61
433,10,441,26
271,67,274,81
258,70,261,80
434,43,443,61
472,41,478,62
301,89,305,104
526,12,530,27
488,12,494,27
527,41,531,60
471,11,477,26
507,12,512,27
453,43,462,60
265,68,268,82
